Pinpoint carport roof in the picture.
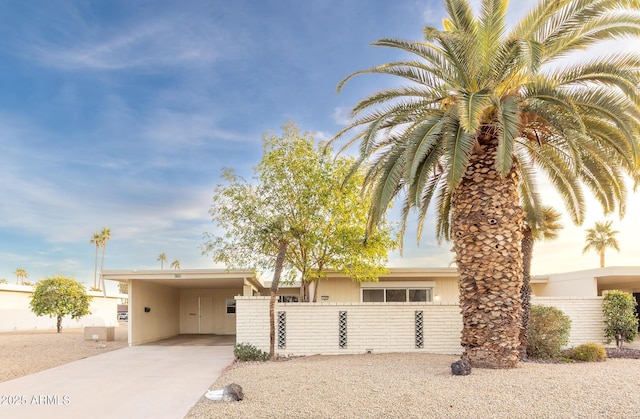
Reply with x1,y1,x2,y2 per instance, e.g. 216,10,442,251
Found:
101,269,264,290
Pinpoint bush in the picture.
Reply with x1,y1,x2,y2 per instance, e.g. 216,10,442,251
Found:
566,343,607,362
603,290,638,349
527,305,571,360
234,342,269,362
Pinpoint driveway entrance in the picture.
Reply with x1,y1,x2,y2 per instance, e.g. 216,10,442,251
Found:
0,344,234,419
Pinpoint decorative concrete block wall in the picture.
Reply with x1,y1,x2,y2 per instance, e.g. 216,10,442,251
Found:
531,297,605,347
236,296,606,356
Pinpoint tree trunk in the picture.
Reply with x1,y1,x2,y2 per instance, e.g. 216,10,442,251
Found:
312,279,320,302
270,239,288,360
600,249,605,268
56,316,62,333
520,226,534,360
93,246,99,289
451,133,524,369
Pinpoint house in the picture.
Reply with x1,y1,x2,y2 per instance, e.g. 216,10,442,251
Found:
101,269,263,345
0,283,120,332
101,266,640,353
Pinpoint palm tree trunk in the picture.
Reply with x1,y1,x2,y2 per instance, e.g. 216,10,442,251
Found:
520,226,534,359
600,249,605,268
451,133,524,369
99,244,107,291
93,246,99,289
270,239,288,360
56,316,63,333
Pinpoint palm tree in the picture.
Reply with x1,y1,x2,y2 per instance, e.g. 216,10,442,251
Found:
334,0,639,368
14,268,28,285
583,220,620,268
520,205,562,358
157,253,167,270
90,232,104,289
170,259,181,269
98,227,111,291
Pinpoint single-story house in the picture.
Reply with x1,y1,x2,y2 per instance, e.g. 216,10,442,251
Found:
101,269,262,345
102,266,640,351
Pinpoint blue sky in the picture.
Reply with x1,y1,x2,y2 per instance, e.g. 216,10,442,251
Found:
1,1,639,289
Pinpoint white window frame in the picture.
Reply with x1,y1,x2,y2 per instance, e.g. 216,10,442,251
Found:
361,287,433,303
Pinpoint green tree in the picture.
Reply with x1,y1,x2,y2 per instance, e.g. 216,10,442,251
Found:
520,206,562,358
14,268,28,285
118,282,128,294
583,220,620,268
603,290,638,349
334,0,639,368
157,253,167,270
204,122,396,302
29,276,92,333
170,259,181,269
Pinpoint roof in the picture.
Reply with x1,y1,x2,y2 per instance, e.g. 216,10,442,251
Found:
101,269,264,291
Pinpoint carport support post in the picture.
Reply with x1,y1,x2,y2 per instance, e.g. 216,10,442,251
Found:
270,239,288,360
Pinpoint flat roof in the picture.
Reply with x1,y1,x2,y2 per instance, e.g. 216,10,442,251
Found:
101,269,263,290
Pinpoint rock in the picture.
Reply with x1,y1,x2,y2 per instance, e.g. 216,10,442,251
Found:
451,359,472,376
204,383,244,402
223,383,244,401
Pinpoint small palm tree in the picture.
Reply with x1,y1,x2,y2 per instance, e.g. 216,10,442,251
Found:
90,232,103,289
583,221,620,268
14,268,28,285
520,206,562,357
98,227,111,290
157,253,167,270
170,259,181,269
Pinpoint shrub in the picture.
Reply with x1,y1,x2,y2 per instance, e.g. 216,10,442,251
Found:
603,290,638,349
527,305,571,360
567,343,607,362
234,343,269,362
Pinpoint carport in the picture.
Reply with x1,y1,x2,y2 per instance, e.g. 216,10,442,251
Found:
101,269,264,345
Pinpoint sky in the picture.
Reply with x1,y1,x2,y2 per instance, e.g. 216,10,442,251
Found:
0,0,639,291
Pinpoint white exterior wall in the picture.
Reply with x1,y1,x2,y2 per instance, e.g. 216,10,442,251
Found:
236,297,271,351
531,297,605,346
130,281,180,345
537,271,599,297
0,285,119,332
237,296,606,356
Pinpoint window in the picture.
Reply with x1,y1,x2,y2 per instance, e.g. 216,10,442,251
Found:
362,289,384,302
386,289,406,302
226,299,236,314
362,288,433,303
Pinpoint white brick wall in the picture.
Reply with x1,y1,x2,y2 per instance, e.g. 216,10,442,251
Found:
236,296,606,356
531,297,605,346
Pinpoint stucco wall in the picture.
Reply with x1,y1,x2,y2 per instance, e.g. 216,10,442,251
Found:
0,285,118,332
236,296,606,356
179,288,240,335
130,281,179,345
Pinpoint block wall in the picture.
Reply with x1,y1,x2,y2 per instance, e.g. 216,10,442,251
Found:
236,296,606,356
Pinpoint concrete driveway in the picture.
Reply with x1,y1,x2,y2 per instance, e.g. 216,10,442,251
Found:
0,344,234,419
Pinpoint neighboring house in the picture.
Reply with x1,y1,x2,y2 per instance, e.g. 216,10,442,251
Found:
0,283,120,332
101,266,640,351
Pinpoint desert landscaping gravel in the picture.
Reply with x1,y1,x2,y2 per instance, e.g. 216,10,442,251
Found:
186,352,640,419
4,328,640,418
0,326,128,383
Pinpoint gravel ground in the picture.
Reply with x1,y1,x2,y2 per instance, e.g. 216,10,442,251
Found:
0,326,128,383
186,352,640,419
